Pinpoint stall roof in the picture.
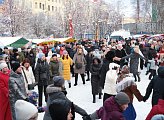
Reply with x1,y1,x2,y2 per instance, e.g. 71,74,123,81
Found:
0,37,23,46
39,37,76,44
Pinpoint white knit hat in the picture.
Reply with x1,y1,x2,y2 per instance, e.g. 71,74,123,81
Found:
0,62,8,70
15,100,38,120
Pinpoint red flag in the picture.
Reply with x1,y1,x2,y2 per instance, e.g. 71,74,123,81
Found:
69,14,73,37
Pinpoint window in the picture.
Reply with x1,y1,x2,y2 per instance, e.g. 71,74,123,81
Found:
52,6,54,11
48,5,50,11
39,3,42,9
35,2,37,9
43,4,44,10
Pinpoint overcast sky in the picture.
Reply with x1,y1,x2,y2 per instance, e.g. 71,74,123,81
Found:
104,0,134,17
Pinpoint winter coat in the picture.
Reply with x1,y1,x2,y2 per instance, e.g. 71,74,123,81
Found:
146,99,164,120
100,59,113,89
115,49,127,67
0,70,12,120
43,85,88,120
90,59,102,95
116,76,143,103
104,63,120,95
121,52,146,74
73,53,86,74
22,66,35,93
35,59,49,86
96,96,125,120
147,48,157,60
9,71,27,120
61,56,73,80
144,66,164,106
49,59,63,77
85,52,93,71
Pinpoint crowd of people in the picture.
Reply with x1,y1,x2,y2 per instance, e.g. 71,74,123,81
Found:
0,37,164,120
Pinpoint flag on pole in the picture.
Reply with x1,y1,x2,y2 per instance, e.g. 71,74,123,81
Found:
69,14,73,38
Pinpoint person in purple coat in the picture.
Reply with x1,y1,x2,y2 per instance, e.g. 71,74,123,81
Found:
83,92,130,120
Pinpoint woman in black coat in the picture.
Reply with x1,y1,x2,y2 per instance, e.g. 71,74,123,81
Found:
143,66,164,106
35,53,49,108
90,57,102,103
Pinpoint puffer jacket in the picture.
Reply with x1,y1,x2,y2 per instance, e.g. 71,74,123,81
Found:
9,71,27,120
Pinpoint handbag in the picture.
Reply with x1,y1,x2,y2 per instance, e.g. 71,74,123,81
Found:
75,63,82,69
22,68,37,90
75,56,83,69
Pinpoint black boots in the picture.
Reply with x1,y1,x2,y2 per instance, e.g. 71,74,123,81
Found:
81,74,85,84
93,95,96,103
99,93,102,99
69,83,71,88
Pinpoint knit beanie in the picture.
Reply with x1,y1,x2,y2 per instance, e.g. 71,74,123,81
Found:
38,53,45,59
49,99,72,120
53,76,65,87
63,50,68,55
12,62,20,72
0,62,8,70
15,100,38,120
115,92,130,105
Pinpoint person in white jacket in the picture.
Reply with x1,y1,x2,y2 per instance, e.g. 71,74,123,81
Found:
21,58,36,94
103,62,120,103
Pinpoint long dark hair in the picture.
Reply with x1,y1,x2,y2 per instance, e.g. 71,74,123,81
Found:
62,55,68,60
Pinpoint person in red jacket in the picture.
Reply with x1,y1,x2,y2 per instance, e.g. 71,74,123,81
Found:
0,62,12,120
146,99,164,120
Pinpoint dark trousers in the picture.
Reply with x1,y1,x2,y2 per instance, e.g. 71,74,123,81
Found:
38,85,48,107
86,71,90,79
133,73,140,82
71,64,74,76
103,93,115,103
149,69,156,80
75,73,85,85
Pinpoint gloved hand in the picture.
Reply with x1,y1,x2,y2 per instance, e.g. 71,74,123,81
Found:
82,115,91,120
143,96,147,102
24,98,29,102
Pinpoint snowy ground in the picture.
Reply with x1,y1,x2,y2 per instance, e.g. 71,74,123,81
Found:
38,68,152,120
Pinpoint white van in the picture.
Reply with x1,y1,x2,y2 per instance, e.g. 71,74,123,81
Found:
110,29,131,40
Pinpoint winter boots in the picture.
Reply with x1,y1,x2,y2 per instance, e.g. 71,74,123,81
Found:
99,93,102,99
69,83,71,88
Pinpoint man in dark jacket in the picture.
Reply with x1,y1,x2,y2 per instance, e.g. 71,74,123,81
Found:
143,66,164,106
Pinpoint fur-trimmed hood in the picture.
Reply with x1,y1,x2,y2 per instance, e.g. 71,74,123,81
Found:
46,84,62,94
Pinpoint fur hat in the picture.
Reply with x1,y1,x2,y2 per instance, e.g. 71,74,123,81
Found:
53,76,65,87
0,62,8,70
49,99,72,120
15,100,38,120
115,92,130,105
